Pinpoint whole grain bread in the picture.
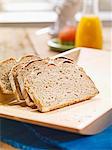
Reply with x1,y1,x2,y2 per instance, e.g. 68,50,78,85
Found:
17,59,48,106
0,58,17,94
17,57,73,107
25,61,99,112
9,55,40,101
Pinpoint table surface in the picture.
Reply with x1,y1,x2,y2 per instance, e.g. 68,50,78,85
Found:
0,27,111,150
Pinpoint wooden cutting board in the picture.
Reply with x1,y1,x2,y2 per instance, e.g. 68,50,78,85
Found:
0,28,38,61
0,48,111,135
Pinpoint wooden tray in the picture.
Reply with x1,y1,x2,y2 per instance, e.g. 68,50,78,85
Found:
0,48,111,135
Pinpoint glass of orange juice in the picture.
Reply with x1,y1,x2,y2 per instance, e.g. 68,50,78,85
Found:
76,0,103,49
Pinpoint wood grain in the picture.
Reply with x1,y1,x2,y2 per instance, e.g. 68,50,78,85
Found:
0,28,37,61
26,28,59,58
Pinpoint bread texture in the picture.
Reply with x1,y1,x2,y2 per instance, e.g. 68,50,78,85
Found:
25,61,99,112
9,55,40,101
17,57,73,107
17,59,48,106
0,58,17,94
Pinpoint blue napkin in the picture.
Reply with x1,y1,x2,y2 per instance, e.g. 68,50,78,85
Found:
0,118,112,150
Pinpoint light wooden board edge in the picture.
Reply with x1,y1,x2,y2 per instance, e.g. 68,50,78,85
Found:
0,113,79,134
0,108,111,135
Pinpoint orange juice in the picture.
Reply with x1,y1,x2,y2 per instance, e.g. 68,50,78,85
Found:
76,15,103,49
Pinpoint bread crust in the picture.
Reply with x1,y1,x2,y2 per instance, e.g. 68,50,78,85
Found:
9,63,25,100
9,55,40,101
17,59,46,107
18,55,40,63
0,58,17,94
0,58,16,63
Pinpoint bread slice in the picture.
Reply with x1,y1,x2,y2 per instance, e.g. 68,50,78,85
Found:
17,57,73,107
17,59,48,107
9,55,40,101
0,58,17,94
25,61,99,112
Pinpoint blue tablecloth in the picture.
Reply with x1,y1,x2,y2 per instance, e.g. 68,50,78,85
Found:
0,118,112,150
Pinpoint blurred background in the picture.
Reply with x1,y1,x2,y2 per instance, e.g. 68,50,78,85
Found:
0,0,111,58
0,0,111,24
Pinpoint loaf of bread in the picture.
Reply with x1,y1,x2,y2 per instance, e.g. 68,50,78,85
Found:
9,55,40,101
0,58,17,94
25,60,99,112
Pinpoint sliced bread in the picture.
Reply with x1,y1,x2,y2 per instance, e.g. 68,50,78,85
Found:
17,59,48,106
9,55,40,101
17,57,73,107
0,58,17,94
25,61,99,112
